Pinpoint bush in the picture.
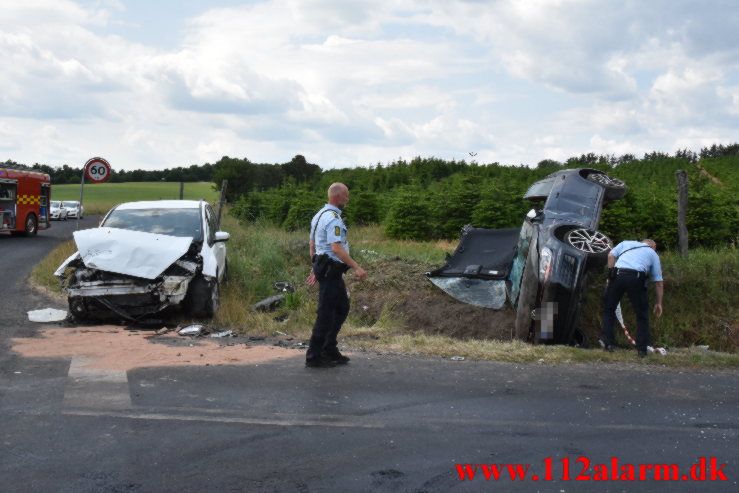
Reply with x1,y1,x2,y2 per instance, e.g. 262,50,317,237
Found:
384,187,433,240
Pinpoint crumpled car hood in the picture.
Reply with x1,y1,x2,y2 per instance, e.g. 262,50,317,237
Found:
72,227,194,280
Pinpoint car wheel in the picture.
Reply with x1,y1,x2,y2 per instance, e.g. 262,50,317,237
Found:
586,172,626,200
565,229,612,267
24,214,38,236
68,297,90,321
185,275,219,318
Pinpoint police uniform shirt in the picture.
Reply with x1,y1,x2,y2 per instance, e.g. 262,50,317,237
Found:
310,204,349,263
611,240,663,281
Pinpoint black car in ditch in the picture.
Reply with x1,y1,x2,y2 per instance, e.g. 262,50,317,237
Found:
427,168,626,345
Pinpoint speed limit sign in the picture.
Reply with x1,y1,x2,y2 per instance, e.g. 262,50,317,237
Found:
84,157,111,183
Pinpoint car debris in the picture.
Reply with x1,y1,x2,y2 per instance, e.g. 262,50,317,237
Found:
450,356,465,361
178,324,205,336
428,168,627,345
251,294,286,312
27,308,68,322
273,281,295,293
55,200,229,322
210,330,234,338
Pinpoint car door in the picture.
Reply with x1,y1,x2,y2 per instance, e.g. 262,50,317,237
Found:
204,204,227,281
426,226,521,309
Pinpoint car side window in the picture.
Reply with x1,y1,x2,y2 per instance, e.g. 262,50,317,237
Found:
204,204,217,245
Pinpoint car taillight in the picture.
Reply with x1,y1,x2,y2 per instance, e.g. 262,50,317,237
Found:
539,247,553,283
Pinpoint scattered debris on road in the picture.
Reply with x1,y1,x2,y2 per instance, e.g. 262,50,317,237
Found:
27,308,68,323
210,330,234,338
178,324,205,336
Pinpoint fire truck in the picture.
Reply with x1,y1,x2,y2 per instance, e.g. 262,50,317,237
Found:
0,167,52,236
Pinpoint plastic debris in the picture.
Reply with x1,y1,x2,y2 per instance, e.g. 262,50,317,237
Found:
210,330,234,338
27,308,68,322
178,324,205,336
273,281,295,293
250,294,285,312
647,346,668,355
697,345,710,350
450,356,465,361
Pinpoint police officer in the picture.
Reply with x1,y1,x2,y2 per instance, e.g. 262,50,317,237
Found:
602,239,664,357
305,183,367,368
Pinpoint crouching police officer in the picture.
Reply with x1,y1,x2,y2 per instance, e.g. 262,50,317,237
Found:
305,183,367,368
602,239,664,357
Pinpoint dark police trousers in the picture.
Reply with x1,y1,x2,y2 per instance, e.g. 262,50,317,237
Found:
602,271,650,351
307,270,350,361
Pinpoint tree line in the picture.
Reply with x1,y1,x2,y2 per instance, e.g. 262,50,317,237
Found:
4,143,737,249
226,147,738,250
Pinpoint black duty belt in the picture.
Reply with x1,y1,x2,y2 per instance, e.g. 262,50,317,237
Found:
617,268,645,278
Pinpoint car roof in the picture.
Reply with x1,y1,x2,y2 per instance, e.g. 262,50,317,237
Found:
114,200,201,210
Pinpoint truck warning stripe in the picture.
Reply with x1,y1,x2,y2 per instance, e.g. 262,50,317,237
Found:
16,195,40,205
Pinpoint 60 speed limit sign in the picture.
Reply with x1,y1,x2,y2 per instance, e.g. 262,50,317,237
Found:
84,157,111,183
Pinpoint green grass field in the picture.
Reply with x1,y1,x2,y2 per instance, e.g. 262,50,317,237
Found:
51,181,219,214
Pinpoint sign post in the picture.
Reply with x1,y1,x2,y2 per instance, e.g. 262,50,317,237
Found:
78,157,111,229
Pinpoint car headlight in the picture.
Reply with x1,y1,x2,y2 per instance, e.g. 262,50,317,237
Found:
539,247,553,283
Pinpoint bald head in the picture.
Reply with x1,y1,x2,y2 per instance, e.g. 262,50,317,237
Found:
328,182,349,208
642,239,657,250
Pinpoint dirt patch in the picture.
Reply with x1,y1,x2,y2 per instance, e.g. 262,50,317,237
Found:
10,326,301,371
348,257,516,340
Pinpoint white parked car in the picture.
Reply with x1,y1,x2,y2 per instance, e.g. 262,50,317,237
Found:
50,201,68,220
55,200,229,321
62,201,84,219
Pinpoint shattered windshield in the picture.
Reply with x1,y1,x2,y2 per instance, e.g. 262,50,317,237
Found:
63,201,78,208
102,208,202,240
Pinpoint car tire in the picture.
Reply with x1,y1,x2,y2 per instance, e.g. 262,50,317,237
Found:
23,213,38,236
185,275,219,318
514,239,539,341
586,172,626,200
68,297,90,321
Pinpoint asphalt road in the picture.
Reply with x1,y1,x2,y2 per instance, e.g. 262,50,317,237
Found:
1,219,737,492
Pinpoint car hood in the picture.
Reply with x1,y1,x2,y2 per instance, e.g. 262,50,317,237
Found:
72,227,194,279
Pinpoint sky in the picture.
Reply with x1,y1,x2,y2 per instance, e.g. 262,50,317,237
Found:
1,0,738,171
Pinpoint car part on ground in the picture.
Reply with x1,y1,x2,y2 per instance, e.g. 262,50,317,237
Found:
427,168,627,345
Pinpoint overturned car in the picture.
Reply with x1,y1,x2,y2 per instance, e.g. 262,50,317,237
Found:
427,168,626,345
55,200,229,322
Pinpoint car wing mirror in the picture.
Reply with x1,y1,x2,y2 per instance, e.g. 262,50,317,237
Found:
214,231,230,242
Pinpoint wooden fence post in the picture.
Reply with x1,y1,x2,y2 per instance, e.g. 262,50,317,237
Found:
179,182,184,200
216,179,228,229
676,170,688,258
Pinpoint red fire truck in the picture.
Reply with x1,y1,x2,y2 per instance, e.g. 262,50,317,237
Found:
0,167,52,236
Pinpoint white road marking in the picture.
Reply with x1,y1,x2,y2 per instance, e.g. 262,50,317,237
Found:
63,356,132,409
62,409,386,429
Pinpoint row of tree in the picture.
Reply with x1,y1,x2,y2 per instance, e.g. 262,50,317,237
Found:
229,153,738,250
5,142,739,187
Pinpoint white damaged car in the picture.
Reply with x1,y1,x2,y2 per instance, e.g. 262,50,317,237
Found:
55,200,229,321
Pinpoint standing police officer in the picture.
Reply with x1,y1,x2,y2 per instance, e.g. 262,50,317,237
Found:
602,239,664,357
305,183,367,368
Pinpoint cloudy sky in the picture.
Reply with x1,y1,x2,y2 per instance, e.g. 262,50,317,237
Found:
1,0,738,171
